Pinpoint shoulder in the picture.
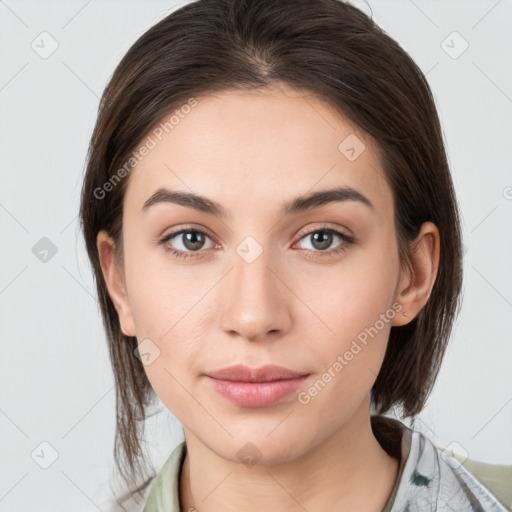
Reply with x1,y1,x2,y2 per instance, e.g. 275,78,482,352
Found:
97,442,186,512
372,415,509,511
393,419,507,510
140,441,187,512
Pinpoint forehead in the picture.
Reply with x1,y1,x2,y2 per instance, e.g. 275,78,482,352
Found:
124,85,392,219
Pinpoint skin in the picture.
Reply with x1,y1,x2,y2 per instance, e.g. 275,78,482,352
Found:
97,83,440,511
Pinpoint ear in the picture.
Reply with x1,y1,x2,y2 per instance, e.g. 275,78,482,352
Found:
392,221,440,326
96,230,136,336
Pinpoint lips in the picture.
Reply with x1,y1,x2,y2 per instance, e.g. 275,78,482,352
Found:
204,364,310,408
205,364,309,382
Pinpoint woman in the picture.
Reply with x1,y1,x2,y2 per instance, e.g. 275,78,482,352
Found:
79,0,508,510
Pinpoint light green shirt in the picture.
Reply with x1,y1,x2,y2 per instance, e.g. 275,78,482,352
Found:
142,416,508,511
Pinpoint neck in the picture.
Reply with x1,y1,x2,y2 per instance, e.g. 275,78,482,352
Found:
179,403,400,512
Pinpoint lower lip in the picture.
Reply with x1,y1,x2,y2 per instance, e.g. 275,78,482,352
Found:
205,375,309,408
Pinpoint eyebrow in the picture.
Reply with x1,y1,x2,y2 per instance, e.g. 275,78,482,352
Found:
141,185,374,217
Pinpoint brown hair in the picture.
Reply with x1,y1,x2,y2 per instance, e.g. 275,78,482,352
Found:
79,0,463,505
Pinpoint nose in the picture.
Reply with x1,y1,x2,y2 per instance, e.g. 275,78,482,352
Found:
219,242,292,342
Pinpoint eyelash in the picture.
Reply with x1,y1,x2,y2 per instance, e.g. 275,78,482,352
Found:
158,224,355,260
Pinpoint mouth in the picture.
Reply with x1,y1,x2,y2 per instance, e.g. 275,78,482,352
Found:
204,364,310,408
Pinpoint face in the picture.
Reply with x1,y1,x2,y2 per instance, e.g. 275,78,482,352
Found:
103,84,409,464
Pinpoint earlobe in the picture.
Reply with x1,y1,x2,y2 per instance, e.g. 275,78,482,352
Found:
392,222,440,327
96,230,136,336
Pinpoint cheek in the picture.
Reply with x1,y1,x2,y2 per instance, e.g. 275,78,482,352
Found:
124,249,217,407
133,296,208,423
294,244,398,343
293,289,394,424
289,245,398,397
124,237,203,338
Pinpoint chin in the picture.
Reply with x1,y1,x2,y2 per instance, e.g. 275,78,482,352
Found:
210,427,311,467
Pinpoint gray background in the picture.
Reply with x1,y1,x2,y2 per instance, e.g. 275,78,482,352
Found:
1,0,511,510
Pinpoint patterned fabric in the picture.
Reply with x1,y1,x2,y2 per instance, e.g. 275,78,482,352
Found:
141,416,508,511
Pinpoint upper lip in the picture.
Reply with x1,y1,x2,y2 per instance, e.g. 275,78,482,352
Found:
205,364,309,383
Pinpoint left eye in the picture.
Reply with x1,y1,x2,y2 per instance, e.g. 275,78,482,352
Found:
295,228,353,253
